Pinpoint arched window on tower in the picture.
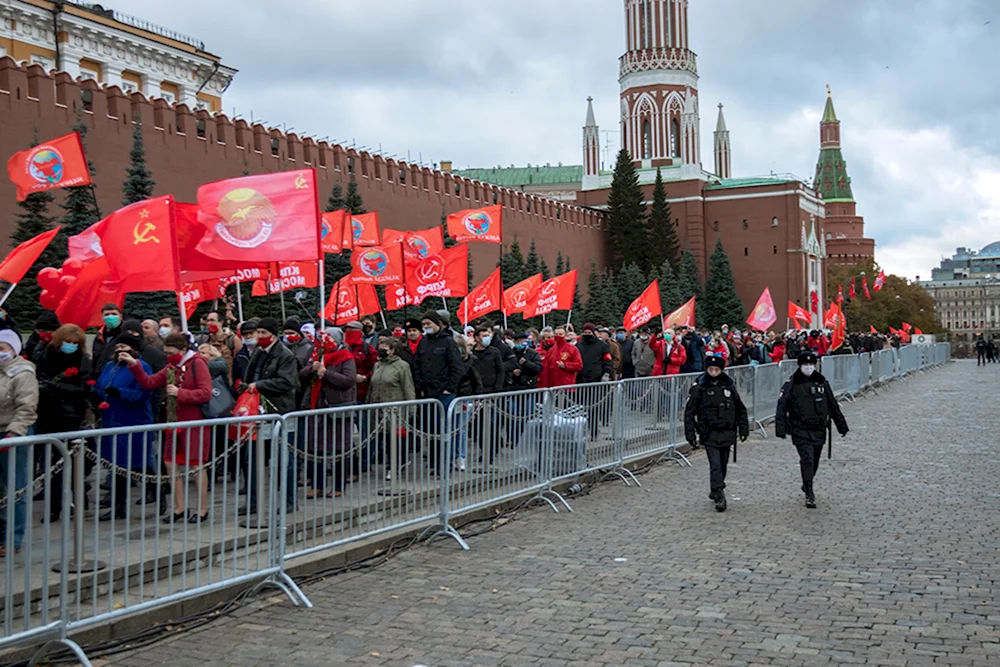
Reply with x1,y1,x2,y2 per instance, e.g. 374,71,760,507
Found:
670,118,681,158
642,119,652,160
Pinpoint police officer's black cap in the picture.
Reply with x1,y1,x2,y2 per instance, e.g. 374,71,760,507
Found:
797,351,819,365
513,331,528,340
706,355,726,369
404,318,422,331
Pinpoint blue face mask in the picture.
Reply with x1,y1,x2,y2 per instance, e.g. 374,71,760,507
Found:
103,314,121,329
60,342,79,355
616,333,625,341
514,343,526,350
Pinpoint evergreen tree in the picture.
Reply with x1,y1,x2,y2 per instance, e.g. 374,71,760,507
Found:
676,250,704,326
703,239,744,330
345,173,365,215
616,262,648,310
605,148,647,271
555,251,564,276
6,140,58,324
646,167,679,271
327,183,346,212
585,262,619,326
652,258,683,314
540,256,551,281
524,238,540,278
121,118,172,319
441,204,456,249
499,237,527,286
59,111,100,246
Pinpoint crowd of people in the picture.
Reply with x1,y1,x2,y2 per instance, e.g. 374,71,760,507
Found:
0,301,901,554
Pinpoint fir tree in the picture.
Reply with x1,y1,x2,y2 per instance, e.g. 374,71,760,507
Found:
6,160,58,323
326,183,346,212
555,251,564,276
585,262,618,326
121,117,172,319
652,258,683,314
676,250,704,325
646,167,679,271
616,262,648,310
605,148,646,271
524,238,540,278
345,173,365,215
60,111,100,246
499,237,527,286
703,239,744,330
540,256,551,281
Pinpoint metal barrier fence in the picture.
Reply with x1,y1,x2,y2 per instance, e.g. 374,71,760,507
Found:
0,343,951,665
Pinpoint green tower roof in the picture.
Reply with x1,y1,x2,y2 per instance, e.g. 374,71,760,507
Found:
815,90,853,202
822,92,838,123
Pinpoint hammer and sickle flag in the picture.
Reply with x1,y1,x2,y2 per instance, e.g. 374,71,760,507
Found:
95,195,181,292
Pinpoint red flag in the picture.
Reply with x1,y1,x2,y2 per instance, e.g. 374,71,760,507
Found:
350,242,405,285
381,227,445,261
890,326,899,335
0,227,60,284
623,280,662,331
357,281,382,317
96,195,180,292
196,169,321,263
385,284,413,310
173,201,269,279
663,297,696,329
828,303,847,351
836,284,844,305
746,287,777,331
251,261,319,296
870,325,878,334
503,273,542,317
7,132,92,201
457,267,502,325
523,270,577,318
849,279,856,300
862,274,871,300
55,257,124,328
446,205,502,244
874,269,885,292
823,303,837,329
788,301,811,326
810,290,819,314
321,277,359,325
181,280,222,319
404,244,469,305
321,210,345,254
914,327,923,335
342,212,380,250
901,322,912,333
68,221,105,263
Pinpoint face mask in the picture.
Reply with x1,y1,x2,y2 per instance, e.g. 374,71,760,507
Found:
103,314,121,329
801,365,816,377
480,335,493,347
616,333,625,341
640,335,649,342
514,343,526,350
158,326,172,339
393,331,404,338
208,324,220,335
363,324,374,333
664,334,673,342
377,348,389,359
283,334,302,344
504,338,514,348
243,337,258,348
39,331,53,343
60,342,79,354
345,330,363,346
167,353,184,367
423,327,436,336
582,334,594,342
257,335,274,349
555,335,566,344
542,339,555,349
0,352,13,363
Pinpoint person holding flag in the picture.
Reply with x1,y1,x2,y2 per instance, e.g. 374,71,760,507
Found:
775,351,850,509
684,356,749,513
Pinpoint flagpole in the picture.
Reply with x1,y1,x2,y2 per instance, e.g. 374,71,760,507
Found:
542,313,546,329
266,266,273,319
177,293,189,334
279,287,287,322
0,283,18,309
236,283,244,323
567,308,573,326
319,257,325,327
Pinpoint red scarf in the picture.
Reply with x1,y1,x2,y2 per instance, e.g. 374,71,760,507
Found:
408,337,421,355
309,345,355,409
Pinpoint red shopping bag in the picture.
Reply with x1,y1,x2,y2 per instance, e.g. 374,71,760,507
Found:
229,390,262,441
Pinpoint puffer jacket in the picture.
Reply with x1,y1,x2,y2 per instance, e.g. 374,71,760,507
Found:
0,356,38,436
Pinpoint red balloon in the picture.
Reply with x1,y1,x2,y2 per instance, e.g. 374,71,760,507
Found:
39,289,60,310
58,275,76,292
61,258,84,277
37,267,60,291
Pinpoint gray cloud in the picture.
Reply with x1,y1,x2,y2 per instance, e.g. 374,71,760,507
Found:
114,0,1000,277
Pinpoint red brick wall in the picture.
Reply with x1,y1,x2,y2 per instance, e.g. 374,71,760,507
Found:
0,58,608,289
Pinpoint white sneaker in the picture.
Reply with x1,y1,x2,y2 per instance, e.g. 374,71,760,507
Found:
456,457,466,472
385,470,392,482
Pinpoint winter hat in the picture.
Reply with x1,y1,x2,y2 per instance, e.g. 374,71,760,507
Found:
422,310,444,327
35,310,60,332
435,309,451,326
257,317,280,336
797,351,819,366
706,355,726,370
0,329,23,356
344,321,363,331
404,318,422,331
239,319,259,335
119,322,146,350
582,323,597,334
323,327,344,346
112,331,143,355
300,322,316,339
282,317,302,333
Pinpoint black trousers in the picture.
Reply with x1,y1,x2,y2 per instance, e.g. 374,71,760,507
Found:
703,434,735,492
792,430,826,489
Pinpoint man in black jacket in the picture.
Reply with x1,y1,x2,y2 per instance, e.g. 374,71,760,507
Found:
775,351,849,508
615,328,635,379
684,356,749,512
415,311,464,472
243,317,300,513
511,332,542,389
471,326,504,393
576,323,613,438
91,303,125,375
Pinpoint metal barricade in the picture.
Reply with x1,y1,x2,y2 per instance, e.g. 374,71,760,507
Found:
617,375,670,461
0,437,90,666
858,352,872,391
752,362,785,427
727,364,756,425
820,355,847,397
282,400,444,560
546,381,621,477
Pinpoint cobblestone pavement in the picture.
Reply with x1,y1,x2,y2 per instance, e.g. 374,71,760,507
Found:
102,361,999,667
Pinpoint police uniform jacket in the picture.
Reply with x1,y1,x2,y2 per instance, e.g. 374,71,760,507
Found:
684,371,749,447
775,369,849,444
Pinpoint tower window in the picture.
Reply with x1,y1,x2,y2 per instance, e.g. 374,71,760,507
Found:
773,245,778,254
772,217,779,227
712,221,719,232
743,219,749,230
671,118,681,158
744,247,749,256
642,119,652,159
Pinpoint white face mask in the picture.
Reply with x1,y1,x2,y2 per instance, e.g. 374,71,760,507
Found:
0,352,13,363
158,326,172,339
423,327,436,336
801,365,816,377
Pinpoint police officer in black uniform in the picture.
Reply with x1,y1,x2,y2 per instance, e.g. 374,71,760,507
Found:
775,351,849,508
684,356,749,512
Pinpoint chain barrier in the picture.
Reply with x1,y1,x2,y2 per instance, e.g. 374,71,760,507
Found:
0,441,75,509
81,430,253,483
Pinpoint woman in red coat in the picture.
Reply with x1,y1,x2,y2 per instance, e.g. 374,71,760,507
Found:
664,331,688,375
123,333,213,523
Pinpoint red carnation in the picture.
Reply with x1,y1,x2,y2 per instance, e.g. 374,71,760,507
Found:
86,380,96,387
98,401,110,410
64,367,79,378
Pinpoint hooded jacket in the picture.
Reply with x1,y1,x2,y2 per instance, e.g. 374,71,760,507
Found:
538,337,583,388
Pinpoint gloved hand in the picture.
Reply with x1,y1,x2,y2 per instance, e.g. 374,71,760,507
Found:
739,434,747,442
104,386,120,399
601,373,610,382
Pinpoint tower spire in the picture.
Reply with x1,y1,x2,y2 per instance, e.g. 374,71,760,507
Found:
582,96,601,188
815,87,853,201
713,103,731,179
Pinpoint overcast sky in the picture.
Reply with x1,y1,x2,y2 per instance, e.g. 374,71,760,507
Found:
117,0,999,280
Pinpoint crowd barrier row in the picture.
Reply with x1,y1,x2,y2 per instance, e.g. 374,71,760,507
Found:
0,343,951,665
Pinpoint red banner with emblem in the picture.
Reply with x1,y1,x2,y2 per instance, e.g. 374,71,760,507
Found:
446,205,502,244
350,242,405,285
7,131,92,201
663,297,696,330
623,280,661,331
502,273,542,317
342,211,380,250
381,226,445,261
250,261,319,296
457,267,502,325
321,210,345,254
181,280,222,319
95,195,180,292
746,287,777,331
403,244,469,305
523,270,576,318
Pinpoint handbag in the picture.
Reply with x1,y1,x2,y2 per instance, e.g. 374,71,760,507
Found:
202,374,236,419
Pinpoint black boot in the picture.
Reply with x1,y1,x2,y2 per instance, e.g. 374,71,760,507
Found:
709,490,718,501
804,481,816,508
100,506,127,521
715,490,727,512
